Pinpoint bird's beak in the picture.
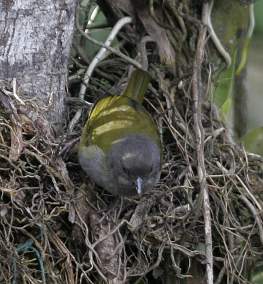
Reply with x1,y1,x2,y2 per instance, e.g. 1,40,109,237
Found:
136,177,143,195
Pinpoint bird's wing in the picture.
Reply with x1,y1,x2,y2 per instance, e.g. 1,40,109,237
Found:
78,144,114,190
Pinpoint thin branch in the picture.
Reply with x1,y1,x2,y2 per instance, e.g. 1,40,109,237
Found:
12,78,25,105
69,15,139,132
79,16,133,100
137,35,153,71
76,11,141,69
205,0,231,67
236,175,262,211
192,2,213,284
240,195,263,245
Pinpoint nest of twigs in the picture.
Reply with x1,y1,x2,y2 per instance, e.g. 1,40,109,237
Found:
0,0,262,283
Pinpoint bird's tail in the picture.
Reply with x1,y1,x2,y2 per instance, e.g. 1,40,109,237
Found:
122,69,151,103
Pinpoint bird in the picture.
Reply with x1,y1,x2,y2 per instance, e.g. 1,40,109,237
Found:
78,69,161,196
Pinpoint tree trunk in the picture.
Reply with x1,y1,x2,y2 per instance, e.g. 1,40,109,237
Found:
0,0,77,133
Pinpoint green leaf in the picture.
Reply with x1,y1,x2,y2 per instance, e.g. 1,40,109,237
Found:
241,127,263,156
211,0,253,122
75,2,117,59
220,96,232,121
213,61,236,108
82,11,113,58
252,271,263,284
254,1,263,34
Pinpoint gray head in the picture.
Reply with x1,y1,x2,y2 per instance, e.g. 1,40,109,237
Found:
107,134,161,196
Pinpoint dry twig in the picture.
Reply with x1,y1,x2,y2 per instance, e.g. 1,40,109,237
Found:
191,2,213,284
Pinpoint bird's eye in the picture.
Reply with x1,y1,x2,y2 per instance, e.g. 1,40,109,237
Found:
121,163,130,176
124,168,130,176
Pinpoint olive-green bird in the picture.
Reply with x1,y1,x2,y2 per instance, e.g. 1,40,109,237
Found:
78,69,161,196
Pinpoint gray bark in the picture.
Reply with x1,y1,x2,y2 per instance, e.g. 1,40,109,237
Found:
0,0,77,133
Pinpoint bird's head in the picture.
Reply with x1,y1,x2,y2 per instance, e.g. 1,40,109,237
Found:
107,134,161,196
